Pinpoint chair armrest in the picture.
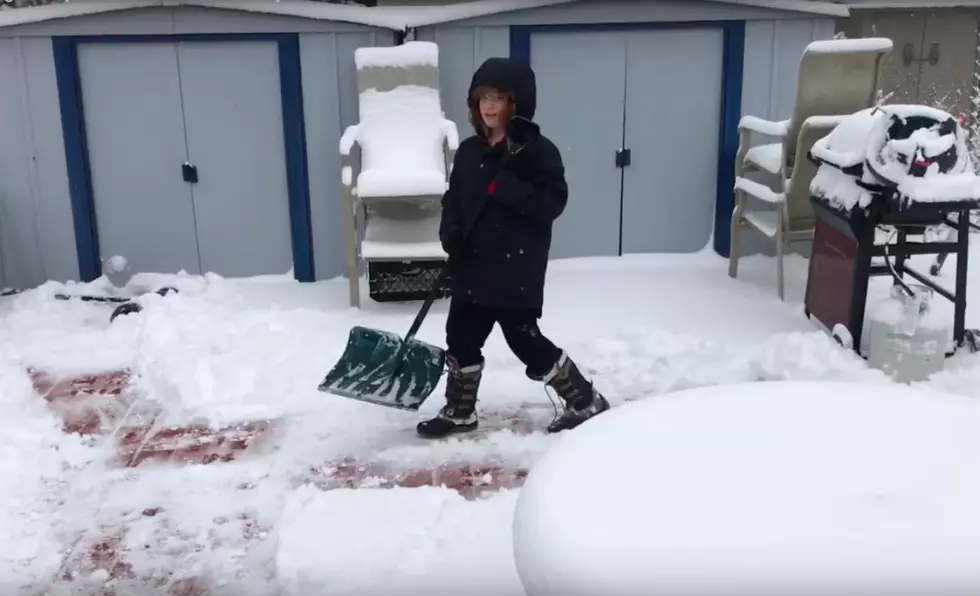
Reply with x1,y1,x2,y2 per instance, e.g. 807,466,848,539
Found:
735,176,785,205
738,116,790,138
442,119,460,152
339,124,360,156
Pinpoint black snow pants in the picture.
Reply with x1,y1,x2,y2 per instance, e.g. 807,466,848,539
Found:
446,298,563,379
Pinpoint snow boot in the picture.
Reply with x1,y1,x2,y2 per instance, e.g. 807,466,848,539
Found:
416,357,483,439
540,352,610,433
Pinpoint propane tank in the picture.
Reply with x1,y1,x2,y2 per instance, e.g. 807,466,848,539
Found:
866,284,949,383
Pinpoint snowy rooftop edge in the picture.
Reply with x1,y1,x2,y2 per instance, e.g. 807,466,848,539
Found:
0,0,849,31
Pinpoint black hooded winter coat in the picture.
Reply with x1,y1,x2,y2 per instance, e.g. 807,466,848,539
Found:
439,57,569,312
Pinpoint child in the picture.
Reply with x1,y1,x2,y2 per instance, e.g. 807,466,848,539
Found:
417,57,610,439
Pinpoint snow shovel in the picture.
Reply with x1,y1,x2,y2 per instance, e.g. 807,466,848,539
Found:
318,140,526,409
317,268,449,411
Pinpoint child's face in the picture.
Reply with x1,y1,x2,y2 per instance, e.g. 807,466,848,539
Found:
479,90,510,132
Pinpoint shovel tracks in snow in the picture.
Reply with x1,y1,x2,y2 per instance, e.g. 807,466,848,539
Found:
27,367,279,594
25,366,540,593
297,405,553,500
28,367,276,467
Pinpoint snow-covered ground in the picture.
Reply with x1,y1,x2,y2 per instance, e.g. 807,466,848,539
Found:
2,246,980,594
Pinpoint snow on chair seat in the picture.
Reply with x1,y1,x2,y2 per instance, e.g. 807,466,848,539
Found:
338,41,460,308
355,169,449,199
736,37,892,179
360,217,446,261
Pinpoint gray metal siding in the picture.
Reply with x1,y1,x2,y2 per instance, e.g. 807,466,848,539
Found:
417,14,837,260
0,6,394,37
742,18,838,121
418,13,839,145
412,0,838,28
300,29,394,281
0,36,77,288
413,26,509,135
0,9,394,287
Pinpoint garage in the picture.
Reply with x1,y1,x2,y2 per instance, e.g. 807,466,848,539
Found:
65,36,300,279
524,25,727,258
412,0,847,259
0,0,849,288
57,33,310,281
0,1,401,287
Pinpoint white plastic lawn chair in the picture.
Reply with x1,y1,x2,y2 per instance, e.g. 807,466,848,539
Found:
736,38,893,181
729,116,845,301
339,41,460,308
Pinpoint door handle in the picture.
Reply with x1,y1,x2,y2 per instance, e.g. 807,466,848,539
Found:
902,41,940,67
182,162,199,184
616,148,631,168
927,41,940,66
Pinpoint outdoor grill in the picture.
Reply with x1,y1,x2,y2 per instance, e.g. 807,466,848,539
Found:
805,105,980,356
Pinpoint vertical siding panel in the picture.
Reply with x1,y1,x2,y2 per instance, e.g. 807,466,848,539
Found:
23,36,78,284
432,28,477,136
741,20,775,119
0,37,36,288
300,32,346,281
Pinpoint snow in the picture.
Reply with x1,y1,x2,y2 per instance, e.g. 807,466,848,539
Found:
277,486,522,595
343,44,457,199
361,240,446,260
361,215,445,259
810,105,980,208
743,210,781,237
103,255,128,274
357,165,449,198
354,41,438,69
513,381,980,596
811,163,874,210
804,36,893,54
896,173,980,203
4,244,980,593
866,105,980,204
735,176,784,204
738,115,790,138
743,142,783,174
810,107,879,169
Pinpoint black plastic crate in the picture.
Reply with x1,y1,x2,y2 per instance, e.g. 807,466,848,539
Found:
368,260,450,302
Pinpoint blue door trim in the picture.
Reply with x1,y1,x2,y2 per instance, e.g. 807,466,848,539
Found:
52,33,315,282
509,20,745,258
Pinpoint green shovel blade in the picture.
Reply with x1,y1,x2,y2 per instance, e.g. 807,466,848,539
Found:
318,326,446,411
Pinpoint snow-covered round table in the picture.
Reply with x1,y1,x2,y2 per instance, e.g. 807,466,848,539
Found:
512,381,980,596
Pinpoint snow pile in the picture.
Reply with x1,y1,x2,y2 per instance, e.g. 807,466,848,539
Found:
103,255,129,275
341,42,459,199
804,37,893,55
353,41,438,69
0,359,96,592
513,381,980,596
810,107,879,210
810,107,878,170
0,247,978,592
276,486,523,595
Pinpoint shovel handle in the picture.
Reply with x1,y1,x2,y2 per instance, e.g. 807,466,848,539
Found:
403,147,515,342
405,264,451,341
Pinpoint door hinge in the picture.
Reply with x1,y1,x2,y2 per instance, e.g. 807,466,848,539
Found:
182,162,199,184
616,148,631,168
